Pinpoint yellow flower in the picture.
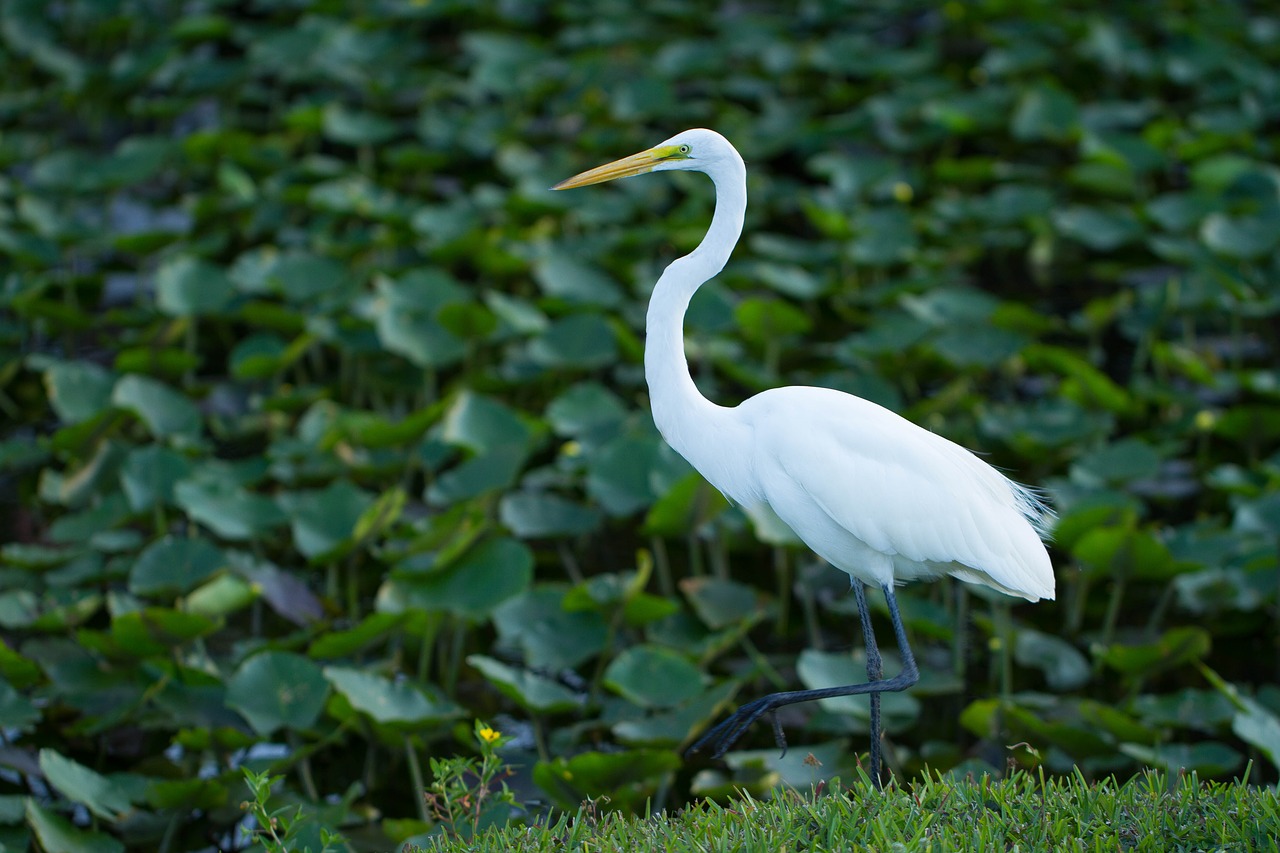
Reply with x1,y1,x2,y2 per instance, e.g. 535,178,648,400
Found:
478,726,501,744
892,182,914,203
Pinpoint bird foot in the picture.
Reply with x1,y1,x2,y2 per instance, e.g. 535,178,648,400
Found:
687,696,785,759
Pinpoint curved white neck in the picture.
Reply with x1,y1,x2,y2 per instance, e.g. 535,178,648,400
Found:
644,156,751,499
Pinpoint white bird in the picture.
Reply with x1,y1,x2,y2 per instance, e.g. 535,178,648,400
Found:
553,128,1054,786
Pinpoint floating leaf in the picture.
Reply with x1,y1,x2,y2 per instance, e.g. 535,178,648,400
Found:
175,471,286,540
681,577,762,630
1011,83,1079,141
1014,630,1090,691
225,651,328,736
532,250,623,307
467,654,580,713
796,649,920,732
382,536,532,619
277,479,375,560
39,749,132,821
499,490,601,538
129,535,225,597
43,361,115,424
1100,627,1211,678
604,645,703,708
119,445,192,511
492,587,608,670
1052,204,1143,250
1200,211,1280,259
26,799,124,853
546,382,627,437
529,313,617,369
324,666,460,725
111,375,202,439
0,679,39,731
532,750,680,812
155,256,233,316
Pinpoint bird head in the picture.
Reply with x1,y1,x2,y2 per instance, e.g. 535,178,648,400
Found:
552,128,734,190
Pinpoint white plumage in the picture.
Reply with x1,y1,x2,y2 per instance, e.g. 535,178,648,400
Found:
554,127,1054,781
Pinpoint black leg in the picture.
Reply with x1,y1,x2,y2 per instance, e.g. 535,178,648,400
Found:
853,581,884,788
688,583,919,763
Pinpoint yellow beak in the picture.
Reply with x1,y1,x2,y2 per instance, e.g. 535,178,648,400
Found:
552,144,684,190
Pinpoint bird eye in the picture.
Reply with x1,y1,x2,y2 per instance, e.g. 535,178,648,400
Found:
679,144,691,155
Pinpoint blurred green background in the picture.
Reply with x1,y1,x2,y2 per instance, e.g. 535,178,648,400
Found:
2,0,1279,849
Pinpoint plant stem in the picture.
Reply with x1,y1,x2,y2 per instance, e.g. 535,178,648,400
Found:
404,735,430,823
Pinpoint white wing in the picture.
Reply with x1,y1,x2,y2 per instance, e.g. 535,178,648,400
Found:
740,386,1054,601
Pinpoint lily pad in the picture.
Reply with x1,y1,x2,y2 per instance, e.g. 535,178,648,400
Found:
43,361,115,424
39,749,132,821
324,666,460,725
225,651,328,736
382,536,533,620
155,256,233,316
466,654,580,713
276,479,375,560
129,535,225,597
604,645,703,708
111,375,202,439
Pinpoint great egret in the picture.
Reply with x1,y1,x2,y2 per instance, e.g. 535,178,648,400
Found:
553,128,1054,786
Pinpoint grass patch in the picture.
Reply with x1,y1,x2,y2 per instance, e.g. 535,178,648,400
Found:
424,769,1278,852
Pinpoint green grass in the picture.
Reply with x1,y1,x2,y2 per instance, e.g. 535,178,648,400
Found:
424,769,1278,852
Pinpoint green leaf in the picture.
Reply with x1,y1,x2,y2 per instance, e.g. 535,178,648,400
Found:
529,313,617,369
1052,205,1143,250
851,208,916,265
427,446,526,505
375,309,466,369
111,608,220,656
735,297,811,342
604,645,703,708
466,654,580,713
119,445,191,511
532,750,679,811
185,573,258,618
1200,668,1280,773
532,250,623,307
38,749,133,821
224,651,328,736
499,491,602,538
174,471,286,541
1072,523,1176,581
796,649,919,732
1014,630,1090,691
277,479,375,560
382,536,532,619
492,587,608,670
155,256,234,316
1200,211,1280,259
270,251,350,301
440,392,531,454
1100,627,1211,677
546,382,627,437
1119,741,1241,777
324,666,460,725
586,432,670,515
681,577,762,630
43,361,115,424
229,333,286,379
111,374,202,439
1011,84,1079,141
26,799,124,853
129,535,225,596
308,612,406,659
0,679,39,731
323,103,399,146
1071,438,1162,487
